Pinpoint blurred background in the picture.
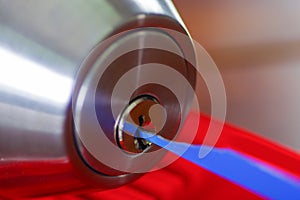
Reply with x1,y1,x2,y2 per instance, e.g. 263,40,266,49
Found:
173,0,300,152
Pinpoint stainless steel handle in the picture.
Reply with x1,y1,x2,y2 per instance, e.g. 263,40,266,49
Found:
0,0,194,197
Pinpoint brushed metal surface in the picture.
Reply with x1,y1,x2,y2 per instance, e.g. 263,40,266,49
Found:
0,0,193,195
0,0,181,160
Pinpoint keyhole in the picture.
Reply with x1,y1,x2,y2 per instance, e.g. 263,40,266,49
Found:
134,115,152,150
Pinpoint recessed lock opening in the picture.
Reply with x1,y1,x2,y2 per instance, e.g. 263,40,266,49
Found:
115,95,166,154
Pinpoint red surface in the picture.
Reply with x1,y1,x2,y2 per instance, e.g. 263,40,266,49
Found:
2,111,300,199
81,112,299,200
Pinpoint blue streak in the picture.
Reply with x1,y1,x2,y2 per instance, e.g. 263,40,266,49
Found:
123,122,300,200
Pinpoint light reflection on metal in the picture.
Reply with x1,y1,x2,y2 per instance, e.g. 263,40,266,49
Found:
135,0,164,13
0,47,72,104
